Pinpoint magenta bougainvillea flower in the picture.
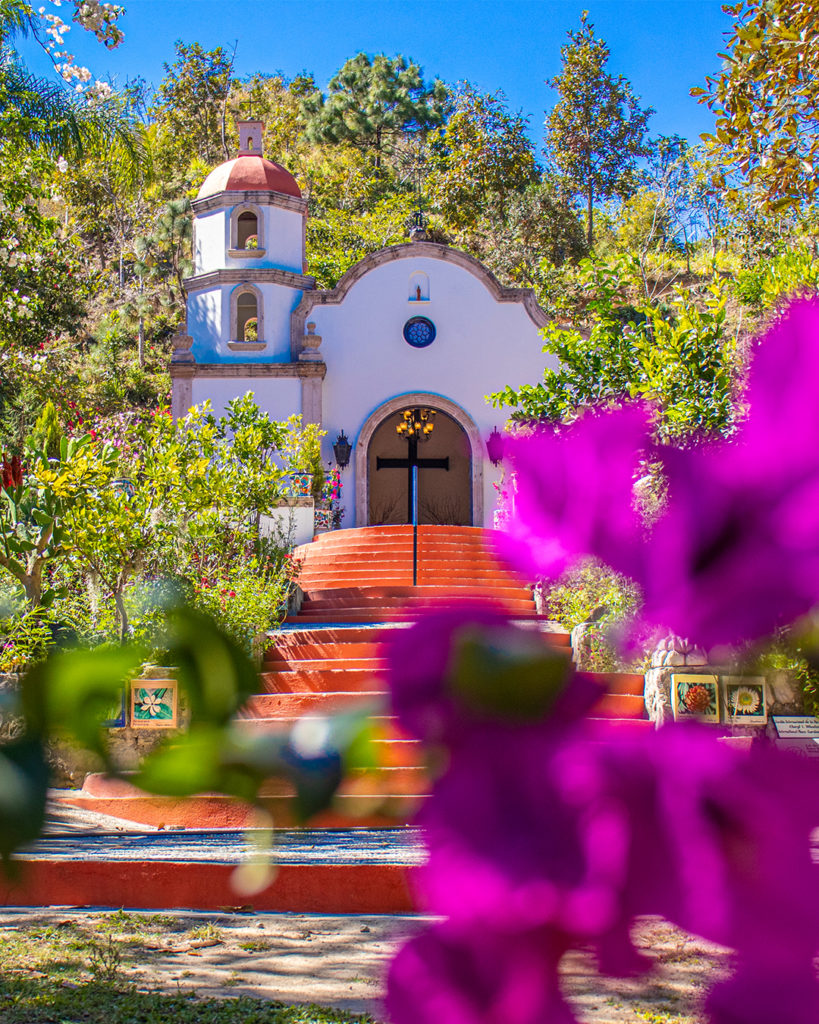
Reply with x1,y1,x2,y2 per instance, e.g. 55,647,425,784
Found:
387,922,576,1024
503,299,819,650
385,304,819,1022
498,405,650,584
384,605,819,1024
381,601,606,745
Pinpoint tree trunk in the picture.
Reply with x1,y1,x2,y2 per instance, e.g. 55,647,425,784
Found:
586,186,594,250
23,571,41,608
114,589,129,643
138,278,145,367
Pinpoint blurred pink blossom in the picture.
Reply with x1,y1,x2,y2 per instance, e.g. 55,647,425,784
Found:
503,299,819,649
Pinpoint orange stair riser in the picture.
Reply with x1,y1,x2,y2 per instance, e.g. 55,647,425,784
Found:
59,793,426,830
265,642,380,658
258,671,382,694
590,693,646,719
262,659,382,673
242,691,387,718
270,628,381,644
236,715,418,743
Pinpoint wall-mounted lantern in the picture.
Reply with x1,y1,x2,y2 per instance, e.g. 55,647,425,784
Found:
486,427,505,466
333,430,352,469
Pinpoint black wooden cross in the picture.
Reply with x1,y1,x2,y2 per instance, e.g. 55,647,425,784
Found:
377,432,449,523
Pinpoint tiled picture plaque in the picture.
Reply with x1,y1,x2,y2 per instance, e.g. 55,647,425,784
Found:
671,674,720,723
722,675,768,725
130,680,178,729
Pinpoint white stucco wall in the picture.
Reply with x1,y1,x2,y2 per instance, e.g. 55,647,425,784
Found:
194,204,304,275
308,251,558,528
187,282,303,362
190,378,302,423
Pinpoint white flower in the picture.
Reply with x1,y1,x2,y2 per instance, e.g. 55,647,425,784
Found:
57,157,68,173
140,692,163,717
730,686,761,715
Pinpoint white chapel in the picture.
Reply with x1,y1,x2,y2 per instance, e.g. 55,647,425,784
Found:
170,121,559,530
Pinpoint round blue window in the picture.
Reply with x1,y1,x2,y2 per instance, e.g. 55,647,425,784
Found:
403,316,436,348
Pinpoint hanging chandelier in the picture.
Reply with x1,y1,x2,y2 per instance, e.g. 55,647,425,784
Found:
396,407,436,442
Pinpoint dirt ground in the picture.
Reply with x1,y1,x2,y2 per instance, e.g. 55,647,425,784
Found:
0,907,731,1022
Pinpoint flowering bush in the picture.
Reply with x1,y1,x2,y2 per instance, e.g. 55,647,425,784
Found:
385,301,819,1024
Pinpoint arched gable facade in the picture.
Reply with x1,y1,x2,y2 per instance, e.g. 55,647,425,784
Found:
291,241,550,355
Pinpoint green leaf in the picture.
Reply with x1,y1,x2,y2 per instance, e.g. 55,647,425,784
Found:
451,625,573,722
23,645,145,762
0,737,49,870
161,607,258,726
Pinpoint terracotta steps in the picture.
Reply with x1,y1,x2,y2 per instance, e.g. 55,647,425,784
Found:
43,525,650,916
240,688,644,722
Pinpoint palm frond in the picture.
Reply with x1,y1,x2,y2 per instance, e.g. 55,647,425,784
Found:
0,48,148,175
0,1,34,46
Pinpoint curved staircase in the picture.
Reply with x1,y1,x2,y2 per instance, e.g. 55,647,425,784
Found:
40,525,651,913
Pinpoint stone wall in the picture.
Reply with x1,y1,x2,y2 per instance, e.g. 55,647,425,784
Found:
644,636,803,739
0,668,190,790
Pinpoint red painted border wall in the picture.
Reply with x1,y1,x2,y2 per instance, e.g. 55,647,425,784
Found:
0,861,419,914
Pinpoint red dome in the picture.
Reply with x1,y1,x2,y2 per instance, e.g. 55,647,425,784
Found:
197,155,302,200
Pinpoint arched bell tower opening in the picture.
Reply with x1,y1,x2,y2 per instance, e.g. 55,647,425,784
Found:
356,394,483,527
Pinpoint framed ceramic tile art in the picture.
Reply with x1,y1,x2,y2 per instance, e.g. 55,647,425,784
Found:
130,680,178,729
671,674,720,724
722,675,768,725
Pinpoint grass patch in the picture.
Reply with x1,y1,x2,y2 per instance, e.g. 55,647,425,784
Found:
187,923,224,943
0,917,376,1023
0,980,375,1022
238,939,275,953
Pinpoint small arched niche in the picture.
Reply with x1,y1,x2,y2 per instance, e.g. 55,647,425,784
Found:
229,204,265,256
408,270,430,302
230,284,264,345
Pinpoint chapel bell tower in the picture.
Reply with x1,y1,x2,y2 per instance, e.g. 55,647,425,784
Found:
182,120,311,363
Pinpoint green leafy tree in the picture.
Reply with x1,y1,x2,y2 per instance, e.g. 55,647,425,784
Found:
491,256,737,444
228,72,310,168
301,53,449,171
478,179,587,289
149,41,236,177
0,143,88,352
545,12,653,248
427,85,538,232
133,198,193,306
27,400,61,460
695,0,819,211
0,434,114,608
56,84,155,274
307,192,416,288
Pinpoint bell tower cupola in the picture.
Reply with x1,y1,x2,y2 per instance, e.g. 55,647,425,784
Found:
183,120,313,364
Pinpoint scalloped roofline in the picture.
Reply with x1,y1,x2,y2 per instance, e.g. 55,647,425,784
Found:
290,242,551,354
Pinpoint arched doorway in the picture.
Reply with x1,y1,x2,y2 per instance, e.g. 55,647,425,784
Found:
364,405,474,526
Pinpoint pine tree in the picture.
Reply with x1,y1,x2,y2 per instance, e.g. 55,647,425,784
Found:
28,401,62,460
301,53,449,171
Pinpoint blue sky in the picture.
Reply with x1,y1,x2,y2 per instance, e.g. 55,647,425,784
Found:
22,0,734,148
